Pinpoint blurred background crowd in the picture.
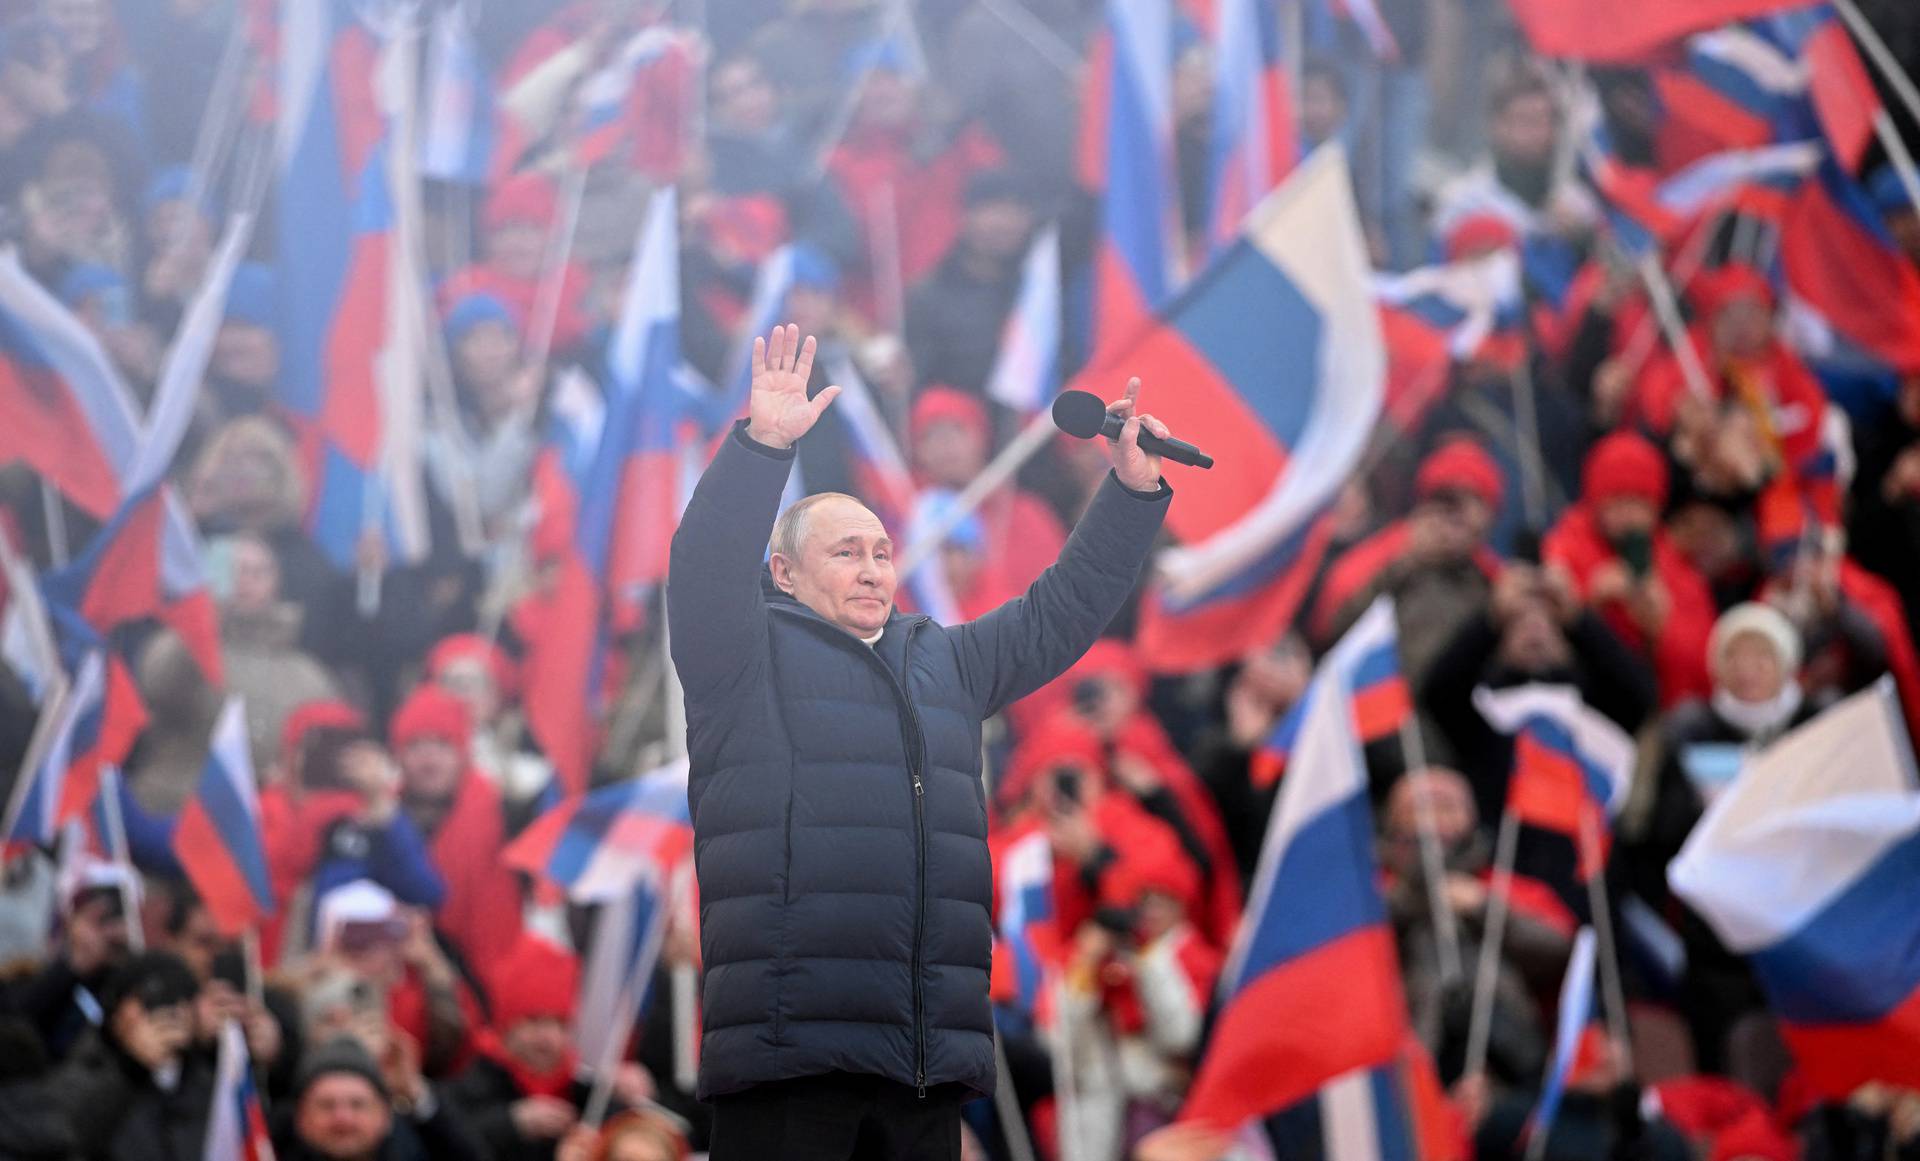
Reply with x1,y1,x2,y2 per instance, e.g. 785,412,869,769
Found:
3,0,1920,1158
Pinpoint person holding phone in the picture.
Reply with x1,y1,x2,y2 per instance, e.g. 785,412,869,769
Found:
1543,432,1719,706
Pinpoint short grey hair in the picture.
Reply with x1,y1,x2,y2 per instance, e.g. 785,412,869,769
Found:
770,492,865,562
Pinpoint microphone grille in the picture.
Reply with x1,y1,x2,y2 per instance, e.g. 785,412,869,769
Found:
1050,390,1108,439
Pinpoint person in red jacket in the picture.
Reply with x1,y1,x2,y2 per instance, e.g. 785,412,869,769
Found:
910,386,1067,594
438,174,592,357
1629,265,1843,558
1544,432,1717,706
389,686,527,971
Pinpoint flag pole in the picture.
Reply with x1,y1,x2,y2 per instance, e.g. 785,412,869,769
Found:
1577,809,1635,1079
1634,252,1716,401
522,162,590,375
1462,808,1520,1080
993,1032,1041,1161
1507,354,1550,533
98,767,144,953
242,927,265,1010
0,673,71,844
895,409,1056,581
38,483,68,568
1398,714,1465,987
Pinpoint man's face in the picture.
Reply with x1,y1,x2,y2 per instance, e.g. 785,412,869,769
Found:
1710,296,1773,360
1595,496,1657,545
486,221,546,281
296,1075,391,1161
212,323,279,392
503,1016,570,1076
770,497,897,636
1383,771,1477,873
453,320,520,409
171,903,225,980
913,420,988,489
960,199,1034,265
1492,92,1557,168
228,537,281,615
399,737,463,803
1499,603,1571,675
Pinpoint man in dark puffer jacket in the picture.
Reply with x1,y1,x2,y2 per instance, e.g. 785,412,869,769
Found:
669,325,1174,1160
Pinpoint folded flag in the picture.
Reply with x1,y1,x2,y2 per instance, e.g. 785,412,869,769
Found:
175,698,275,936
506,758,692,903
984,227,1062,415
1669,678,1920,1098
1529,927,1600,1146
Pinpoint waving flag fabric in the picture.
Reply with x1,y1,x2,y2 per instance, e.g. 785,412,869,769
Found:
1475,684,1637,881
275,0,430,571
505,759,692,903
1130,147,1386,672
42,213,255,687
1181,599,1411,1130
574,874,672,1073
205,1019,276,1161
1508,0,1814,62
1255,606,1408,788
984,227,1062,414
995,827,1058,1017
1080,0,1181,365
174,698,275,936
1,651,148,848
1530,927,1600,1145
1670,679,1920,1098
1782,158,1920,378
419,0,494,185
0,249,138,519
1207,0,1294,251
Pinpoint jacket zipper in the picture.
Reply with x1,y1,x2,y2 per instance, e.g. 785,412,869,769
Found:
769,608,932,1097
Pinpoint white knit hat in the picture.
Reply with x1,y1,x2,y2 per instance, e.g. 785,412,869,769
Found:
1709,602,1802,675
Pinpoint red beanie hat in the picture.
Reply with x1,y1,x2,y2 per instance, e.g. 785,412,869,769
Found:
426,634,518,701
999,715,1107,812
1066,638,1149,701
1416,437,1506,512
389,686,473,759
487,935,580,1031
485,173,559,231
910,386,990,446
1445,213,1520,262
1581,431,1669,508
1690,264,1774,319
1100,839,1201,914
280,700,366,776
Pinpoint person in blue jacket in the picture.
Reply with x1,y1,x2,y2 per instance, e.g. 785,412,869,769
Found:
668,324,1175,1160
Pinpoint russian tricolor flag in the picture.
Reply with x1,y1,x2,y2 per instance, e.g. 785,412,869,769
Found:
418,0,494,186
1670,679,1920,1098
574,872,673,1077
1529,927,1599,1146
174,698,276,937
275,0,430,572
205,1019,276,1161
1782,157,1920,379
1,651,148,848
995,827,1057,1018
1207,0,1295,252
1475,684,1636,882
1508,0,1814,62
1080,0,1182,365
1181,598,1412,1130
505,759,692,903
984,227,1062,415
1129,146,1386,674
1255,604,1409,788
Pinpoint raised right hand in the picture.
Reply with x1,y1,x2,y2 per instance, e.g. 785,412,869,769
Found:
745,324,840,450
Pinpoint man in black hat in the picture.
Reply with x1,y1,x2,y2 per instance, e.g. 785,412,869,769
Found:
280,1036,485,1161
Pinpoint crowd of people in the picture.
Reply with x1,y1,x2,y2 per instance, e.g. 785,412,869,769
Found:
2,0,1920,1158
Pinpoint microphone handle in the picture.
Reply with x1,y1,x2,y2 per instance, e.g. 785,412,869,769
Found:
1097,412,1214,469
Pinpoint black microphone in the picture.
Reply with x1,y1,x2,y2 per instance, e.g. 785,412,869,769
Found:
1050,389,1214,469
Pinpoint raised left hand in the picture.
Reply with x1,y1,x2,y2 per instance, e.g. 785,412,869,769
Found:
1106,377,1167,492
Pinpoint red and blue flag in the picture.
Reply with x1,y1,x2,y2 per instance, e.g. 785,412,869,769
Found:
1181,598,1412,1130
1130,146,1387,673
205,1019,276,1161
1,651,148,849
505,758,692,903
1080,0,1182,365
1476,684,1637,887
174,698,275,936
1207,0,1295,252
1255,608,1409,788
984,227,1062,415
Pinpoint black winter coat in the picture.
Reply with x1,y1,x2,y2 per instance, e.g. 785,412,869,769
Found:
667,424,1168,1099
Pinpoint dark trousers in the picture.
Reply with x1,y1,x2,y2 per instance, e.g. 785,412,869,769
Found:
707,1072,964,1161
